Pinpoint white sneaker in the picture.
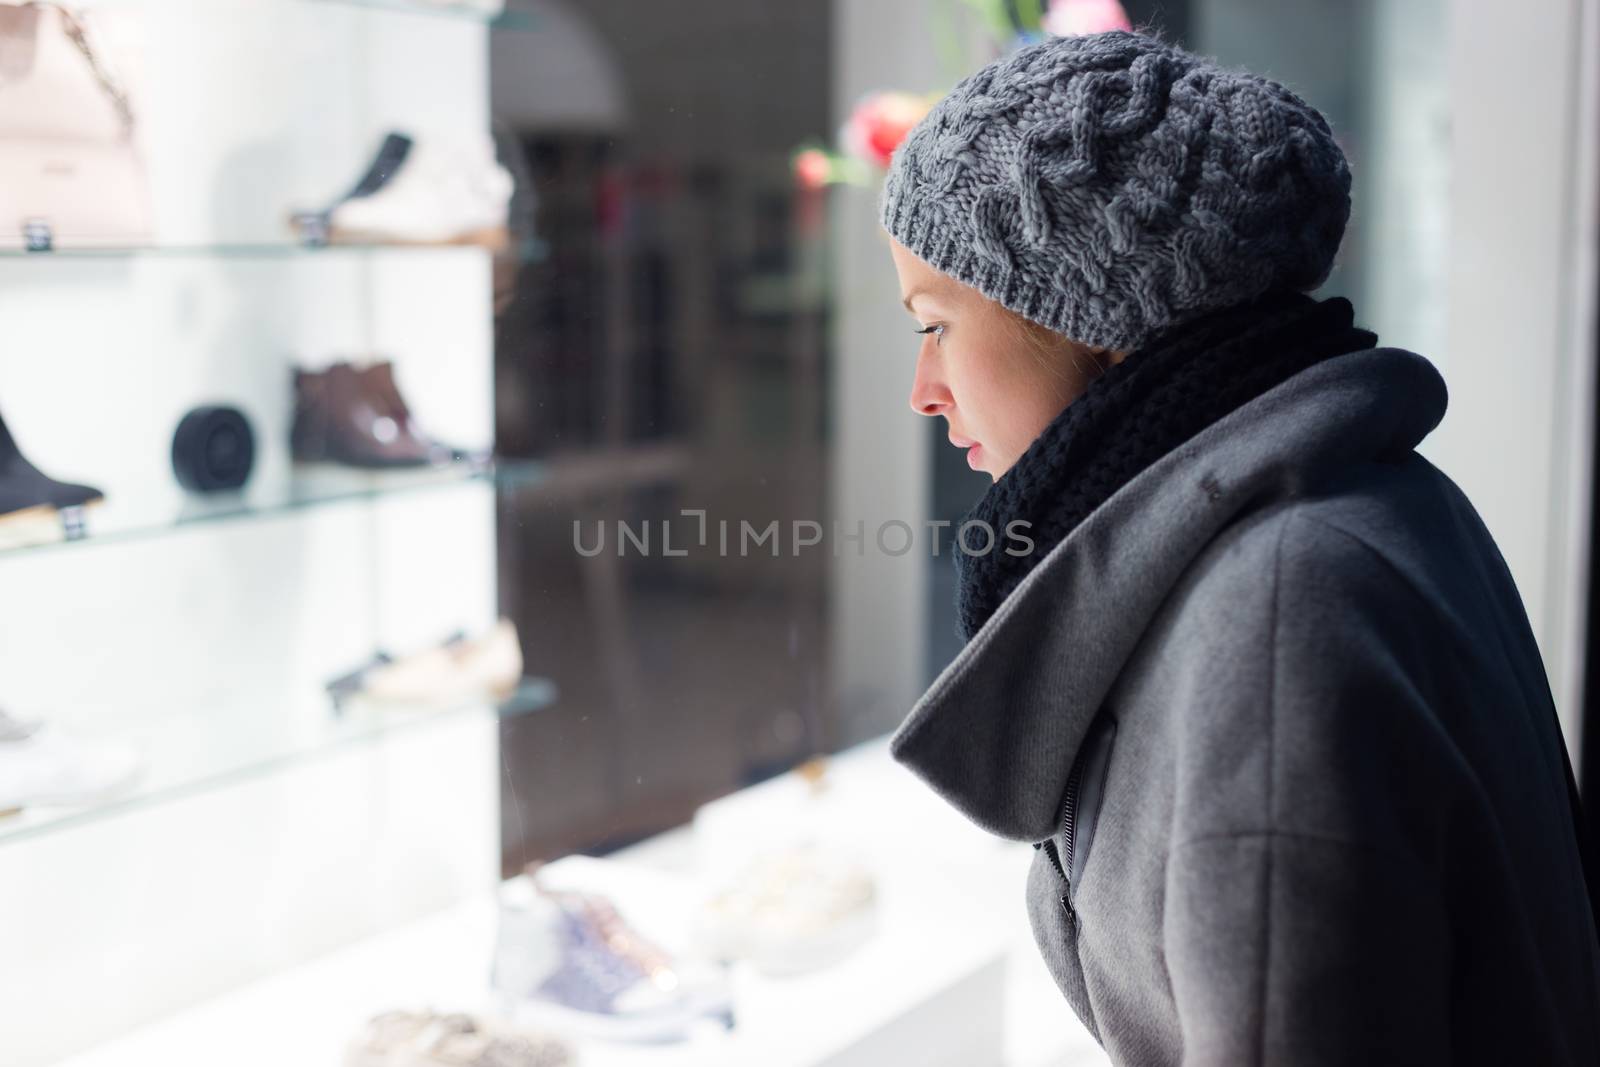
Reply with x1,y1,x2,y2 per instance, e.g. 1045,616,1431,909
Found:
324,132,513,250
0,708,141,813
693,841,879,976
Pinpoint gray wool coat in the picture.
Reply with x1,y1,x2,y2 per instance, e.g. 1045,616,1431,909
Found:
890,347,1600,1065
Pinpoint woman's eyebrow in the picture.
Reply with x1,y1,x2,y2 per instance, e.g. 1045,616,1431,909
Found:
902,286,938,314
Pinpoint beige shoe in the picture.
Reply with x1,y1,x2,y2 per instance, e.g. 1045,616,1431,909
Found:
694,841,878,976
355,619,523,708
345,1009,571,1067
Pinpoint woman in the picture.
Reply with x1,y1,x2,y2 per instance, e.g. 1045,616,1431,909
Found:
881,29,1600,1065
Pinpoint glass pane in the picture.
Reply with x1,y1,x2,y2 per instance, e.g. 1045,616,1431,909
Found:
19,2,1560,1067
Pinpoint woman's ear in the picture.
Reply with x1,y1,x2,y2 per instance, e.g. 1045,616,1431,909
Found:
1093,347,1129,370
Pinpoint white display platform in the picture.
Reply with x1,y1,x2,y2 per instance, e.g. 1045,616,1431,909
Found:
56,737,1108,1067
685,737,1109,1067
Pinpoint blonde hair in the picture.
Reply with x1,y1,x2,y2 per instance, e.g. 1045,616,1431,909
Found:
996,302,1117,384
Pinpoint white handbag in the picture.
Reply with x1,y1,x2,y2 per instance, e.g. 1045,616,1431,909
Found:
0,1,152,250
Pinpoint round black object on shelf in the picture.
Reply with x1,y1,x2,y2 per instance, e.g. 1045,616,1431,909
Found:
172,405,256,493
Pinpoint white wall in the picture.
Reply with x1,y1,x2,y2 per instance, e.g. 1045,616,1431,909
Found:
1435,0,1599,755
1194,0,1600,762
828,0,926,748
0,3,500,1062
828,0,996,748
1357,0,1450,362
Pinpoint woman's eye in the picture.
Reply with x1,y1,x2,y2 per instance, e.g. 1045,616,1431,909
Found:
914,324,946,345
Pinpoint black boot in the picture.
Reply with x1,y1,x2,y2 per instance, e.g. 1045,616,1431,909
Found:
0,406,104,521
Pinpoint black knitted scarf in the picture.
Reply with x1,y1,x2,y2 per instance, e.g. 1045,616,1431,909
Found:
952,288,1378,643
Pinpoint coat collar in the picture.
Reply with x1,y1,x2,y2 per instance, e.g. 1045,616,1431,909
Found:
887,346,1449,842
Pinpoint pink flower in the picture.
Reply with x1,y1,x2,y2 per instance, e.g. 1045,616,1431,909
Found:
793,148,832,191
841,91,937,170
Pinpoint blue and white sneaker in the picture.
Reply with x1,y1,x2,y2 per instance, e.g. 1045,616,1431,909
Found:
491,878,734,1043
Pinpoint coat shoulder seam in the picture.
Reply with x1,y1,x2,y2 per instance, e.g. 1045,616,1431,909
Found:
1288,512,1430,610
1166,827,1444,902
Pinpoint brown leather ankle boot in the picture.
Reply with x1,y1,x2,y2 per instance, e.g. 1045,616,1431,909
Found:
290,361,456,469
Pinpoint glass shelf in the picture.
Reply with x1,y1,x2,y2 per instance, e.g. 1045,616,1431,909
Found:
77,0,541,31
0,442,695,560
321,0,538,27
0,459,548,561
0,677,558,850
0,441,695,561
0,242,527,261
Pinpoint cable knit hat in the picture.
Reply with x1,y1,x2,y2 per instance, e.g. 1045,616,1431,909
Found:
879,30,1352,353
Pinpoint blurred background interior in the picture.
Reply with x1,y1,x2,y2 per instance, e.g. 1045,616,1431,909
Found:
0,0,1595,1064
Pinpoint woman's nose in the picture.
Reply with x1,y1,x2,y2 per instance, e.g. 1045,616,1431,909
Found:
908,355,953,417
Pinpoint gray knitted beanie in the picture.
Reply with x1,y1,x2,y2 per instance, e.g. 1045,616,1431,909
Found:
879,30,1352,354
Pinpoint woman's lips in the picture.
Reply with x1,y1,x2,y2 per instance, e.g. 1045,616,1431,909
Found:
949,433,983,469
